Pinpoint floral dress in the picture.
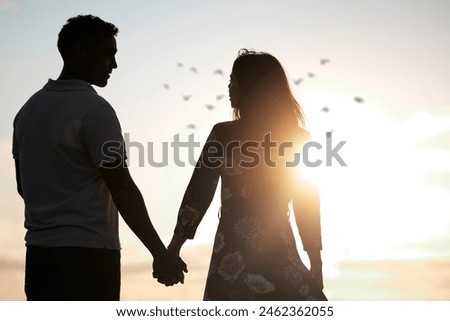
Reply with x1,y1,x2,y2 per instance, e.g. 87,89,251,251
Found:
174,121,327,300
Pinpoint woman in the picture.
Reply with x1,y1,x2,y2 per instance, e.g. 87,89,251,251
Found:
168,49,327,300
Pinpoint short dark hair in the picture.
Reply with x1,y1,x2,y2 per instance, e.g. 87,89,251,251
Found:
57,14,118,61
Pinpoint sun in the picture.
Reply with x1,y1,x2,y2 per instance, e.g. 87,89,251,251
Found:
292,80,450,264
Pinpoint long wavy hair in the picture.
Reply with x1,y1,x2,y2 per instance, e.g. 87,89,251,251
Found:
231,49,306,134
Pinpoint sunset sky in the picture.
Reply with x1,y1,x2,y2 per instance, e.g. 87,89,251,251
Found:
1,0,449,300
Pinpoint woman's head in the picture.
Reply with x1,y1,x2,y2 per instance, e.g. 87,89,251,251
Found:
229,49,305,130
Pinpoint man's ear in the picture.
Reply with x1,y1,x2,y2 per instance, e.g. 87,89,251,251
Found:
73,42,90,62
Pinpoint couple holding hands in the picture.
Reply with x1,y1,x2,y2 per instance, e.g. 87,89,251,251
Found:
13,15,326,301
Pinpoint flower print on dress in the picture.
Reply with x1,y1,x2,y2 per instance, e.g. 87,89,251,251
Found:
224,157,244,176
213,232,225,253
244,274,276,294
222,188,232,200
172,122,327,301
232,216,263,251
233,216,260,239
282,265,303,288
178,205,202,228
299,284,310,296
218,251,245,281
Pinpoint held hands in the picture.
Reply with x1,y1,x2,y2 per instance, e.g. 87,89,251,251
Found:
152,251,188,286
152,232,188,286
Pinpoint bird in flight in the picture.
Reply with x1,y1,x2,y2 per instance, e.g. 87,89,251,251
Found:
307,72,315,78
216,94,225,101
321,106,330,113
214,69,224,76
294,78,303,85
190,67,198,73
320,58,330,65
206,104,215,110
163,83,170,89
182,94,192,101
187,124,196,130
354,96,364,103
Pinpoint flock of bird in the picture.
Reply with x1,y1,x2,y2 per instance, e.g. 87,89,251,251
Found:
162,58,364,130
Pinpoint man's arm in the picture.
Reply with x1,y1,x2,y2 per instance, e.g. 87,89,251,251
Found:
99,161,185,285
14,160,23,198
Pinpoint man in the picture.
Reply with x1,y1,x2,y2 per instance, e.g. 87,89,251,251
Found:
12,15,185,300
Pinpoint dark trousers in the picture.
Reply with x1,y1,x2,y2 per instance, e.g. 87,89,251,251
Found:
25,245,120,301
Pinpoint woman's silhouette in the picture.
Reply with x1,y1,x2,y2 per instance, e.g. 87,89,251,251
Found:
168,49,327,300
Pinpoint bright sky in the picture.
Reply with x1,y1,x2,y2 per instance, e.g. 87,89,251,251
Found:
1,0,450,299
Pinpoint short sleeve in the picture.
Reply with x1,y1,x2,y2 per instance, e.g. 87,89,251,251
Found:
12,132,19,160
80,104,127,168
12,113,20,160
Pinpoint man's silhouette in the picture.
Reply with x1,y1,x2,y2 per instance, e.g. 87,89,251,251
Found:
12,15,185,300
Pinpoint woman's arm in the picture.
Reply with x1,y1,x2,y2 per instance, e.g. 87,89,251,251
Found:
293,176,324,289
169,125,222,255
291,130,324,289
168,232,187,256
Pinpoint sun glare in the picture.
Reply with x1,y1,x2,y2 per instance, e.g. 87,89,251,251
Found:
292,80,450,264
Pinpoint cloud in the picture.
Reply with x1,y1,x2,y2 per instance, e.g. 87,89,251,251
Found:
0,0,20,23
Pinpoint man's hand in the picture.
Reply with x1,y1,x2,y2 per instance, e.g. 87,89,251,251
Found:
152,252,188,286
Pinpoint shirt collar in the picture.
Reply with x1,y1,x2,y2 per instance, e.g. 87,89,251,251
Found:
44,79,97,94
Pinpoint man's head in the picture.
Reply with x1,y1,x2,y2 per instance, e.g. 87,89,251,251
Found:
57,15,118,87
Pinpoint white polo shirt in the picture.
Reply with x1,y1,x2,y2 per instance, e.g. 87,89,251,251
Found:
13,79,126,250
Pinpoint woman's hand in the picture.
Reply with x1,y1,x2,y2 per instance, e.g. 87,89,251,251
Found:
151,232,189,286
153,251,188,286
